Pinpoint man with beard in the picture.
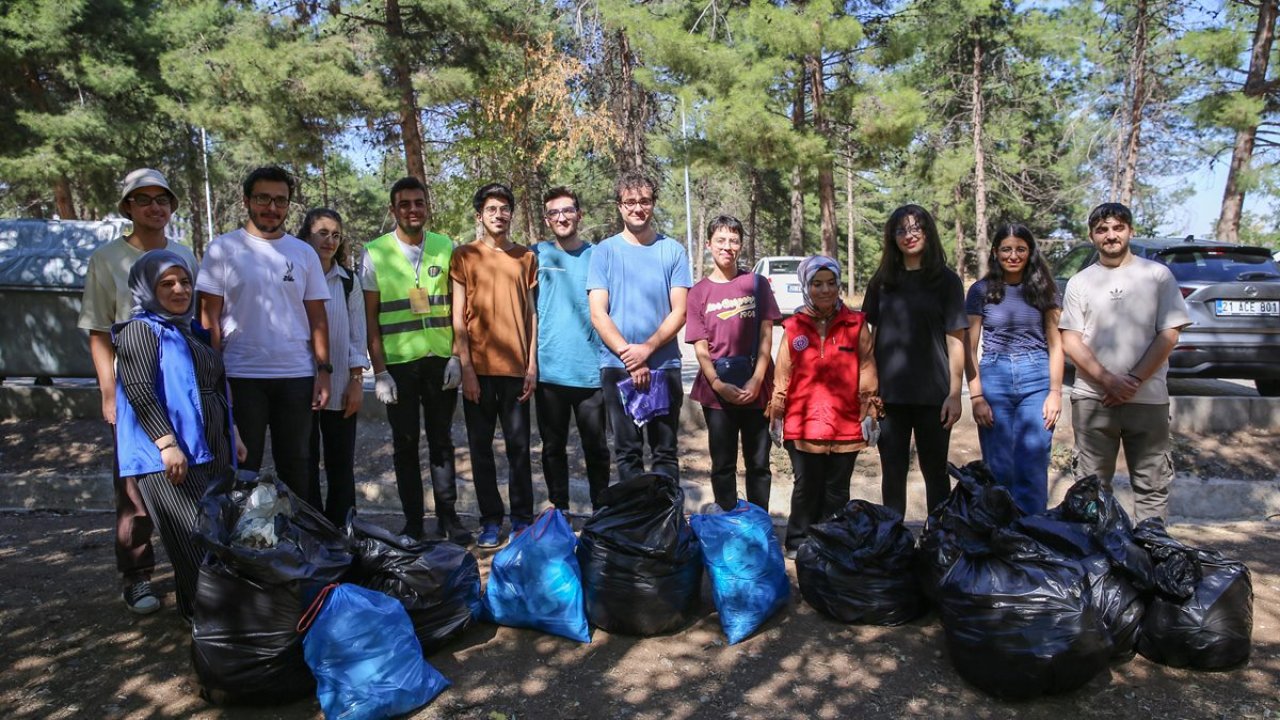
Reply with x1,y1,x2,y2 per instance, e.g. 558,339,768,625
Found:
1060,202,1189,521
532,187,611,514
79,168,198,615
587,172,692,482
197,166,331,501
361,176,471,544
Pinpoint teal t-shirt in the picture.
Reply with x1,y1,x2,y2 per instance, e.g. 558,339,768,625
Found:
534,240,603,388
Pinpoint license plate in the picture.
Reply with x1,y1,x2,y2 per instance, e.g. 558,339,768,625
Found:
787,283,800,292
1216,299,1280,316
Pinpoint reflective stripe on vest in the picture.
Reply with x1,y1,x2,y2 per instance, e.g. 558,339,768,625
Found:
365,231,454,364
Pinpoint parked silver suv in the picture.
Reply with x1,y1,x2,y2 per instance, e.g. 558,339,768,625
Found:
1054,237,1280,396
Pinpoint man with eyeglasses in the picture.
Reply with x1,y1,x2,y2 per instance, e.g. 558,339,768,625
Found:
531,187,611,514
79,168,198,615
197,165,332,502
587,172,693,482
361,176,471,544
450,183,539,549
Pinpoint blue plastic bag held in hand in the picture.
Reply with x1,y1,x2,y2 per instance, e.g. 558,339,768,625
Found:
690,500,790,644
300,584,450,720
482,508,591,643
616,372,670,427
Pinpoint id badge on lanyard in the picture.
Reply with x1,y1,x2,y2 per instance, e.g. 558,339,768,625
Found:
408,286,432,314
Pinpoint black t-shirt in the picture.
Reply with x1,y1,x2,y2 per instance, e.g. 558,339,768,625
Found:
864,268,967,406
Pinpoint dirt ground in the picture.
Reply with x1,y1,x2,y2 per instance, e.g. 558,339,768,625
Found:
0,510,1276,720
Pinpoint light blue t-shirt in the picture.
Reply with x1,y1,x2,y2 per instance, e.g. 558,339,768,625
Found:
533,240,603,388
586,233,693,371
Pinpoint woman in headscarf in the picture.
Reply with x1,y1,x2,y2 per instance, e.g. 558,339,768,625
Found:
113,249,244,620
767,255,879,558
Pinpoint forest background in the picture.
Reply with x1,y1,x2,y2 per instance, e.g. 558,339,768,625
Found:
3,0,1280,288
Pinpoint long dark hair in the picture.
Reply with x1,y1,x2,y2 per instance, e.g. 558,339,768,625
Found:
297,207,345,266
870,204,946,290
983,223,1058,312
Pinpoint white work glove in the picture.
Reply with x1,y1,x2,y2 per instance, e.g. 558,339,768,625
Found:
442,356,462,391
374,371,398,405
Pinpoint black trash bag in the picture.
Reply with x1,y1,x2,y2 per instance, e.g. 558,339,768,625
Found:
576,473,703,636
917,461,1023,602
796,500,926,626
191,472,353,704
938,527,1114,699
1056,475,1154,592
1133,518,1253,670
1014,514,1145,660
346,515,481,655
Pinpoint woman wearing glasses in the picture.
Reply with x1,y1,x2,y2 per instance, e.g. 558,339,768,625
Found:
863,205,968,519
298,208,370,526
963,224,1063,514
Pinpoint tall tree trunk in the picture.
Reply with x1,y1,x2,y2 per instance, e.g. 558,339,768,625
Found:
971,35,990,279
386,0,433,225
846,163,858,295
747,168,762,267
953,184,967,277
1217,0,1278,242
612,30,649,174
806,55,838,259
53,176,75,220
788,67,806,256
1119,0,1149,206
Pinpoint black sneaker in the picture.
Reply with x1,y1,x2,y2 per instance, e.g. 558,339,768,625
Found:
398,524,425,541
123,580,161,615
436,518,474,547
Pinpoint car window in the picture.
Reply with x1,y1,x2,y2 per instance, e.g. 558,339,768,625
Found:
766,260,801,275
1054,245,1095,281
1157,249,1280,282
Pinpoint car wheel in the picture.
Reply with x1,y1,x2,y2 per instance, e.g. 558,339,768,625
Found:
1256,379,1280,397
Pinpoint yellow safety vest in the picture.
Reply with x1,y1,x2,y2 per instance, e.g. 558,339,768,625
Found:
365,231,453,364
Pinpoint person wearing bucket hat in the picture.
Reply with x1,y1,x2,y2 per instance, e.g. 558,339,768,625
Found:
78,167,198,616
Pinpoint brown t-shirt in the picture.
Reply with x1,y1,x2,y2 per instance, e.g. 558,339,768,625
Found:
450,241,538,377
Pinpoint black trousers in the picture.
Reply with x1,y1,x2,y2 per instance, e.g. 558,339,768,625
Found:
703,403,772,511
230,376,315,503
784,443,858,551
463,375,533,526
385,356,460,532
600,367,684,482
307,408,358,527
535,382,611,512
879,403,953,517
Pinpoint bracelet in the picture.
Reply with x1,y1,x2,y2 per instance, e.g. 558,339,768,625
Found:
1126,372,1143,382
157,440,178,451
970,394,984,400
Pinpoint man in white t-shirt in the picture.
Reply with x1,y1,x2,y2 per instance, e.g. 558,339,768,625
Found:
1060,202,1190,521
197,166,332,501
78,167,198,616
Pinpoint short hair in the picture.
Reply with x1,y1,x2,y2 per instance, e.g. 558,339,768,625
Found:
542,186,579,209
242,166,294,199
390,176,428,206
615,172,658,203
473,182,515,213
1087,202,1133,231
707,215,744,241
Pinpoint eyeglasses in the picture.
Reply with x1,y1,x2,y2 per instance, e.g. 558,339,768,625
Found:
619,198,654,210
249,193,290,209
311,230,343,243
129,194,172,208
997,246,1030,255
544,208,579,219
894,224,923,238
710,236,743,248
482,205,512,217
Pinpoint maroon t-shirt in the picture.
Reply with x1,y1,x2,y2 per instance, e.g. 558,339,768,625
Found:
685,271,783,409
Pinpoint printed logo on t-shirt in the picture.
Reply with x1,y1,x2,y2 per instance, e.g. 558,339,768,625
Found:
792,335,809,352
707,294,757,321
1109,287,1124,301
283,261,295,283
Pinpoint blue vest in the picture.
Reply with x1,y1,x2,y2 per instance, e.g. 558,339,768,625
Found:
113,313,216,476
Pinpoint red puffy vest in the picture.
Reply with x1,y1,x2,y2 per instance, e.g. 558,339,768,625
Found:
782,306,865,442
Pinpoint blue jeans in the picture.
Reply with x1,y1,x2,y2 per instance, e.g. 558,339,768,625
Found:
976,351,1053,514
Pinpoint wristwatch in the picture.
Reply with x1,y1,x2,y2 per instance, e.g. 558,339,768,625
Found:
317,362,334,374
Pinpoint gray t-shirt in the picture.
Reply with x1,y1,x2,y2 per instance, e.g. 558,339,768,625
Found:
1059,255,1190,404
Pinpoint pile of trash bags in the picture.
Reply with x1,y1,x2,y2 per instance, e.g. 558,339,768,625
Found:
795,500,926,626
918,461,1254,699
577,473,704,636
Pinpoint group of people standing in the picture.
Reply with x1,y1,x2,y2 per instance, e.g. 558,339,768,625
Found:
81,163,1189,619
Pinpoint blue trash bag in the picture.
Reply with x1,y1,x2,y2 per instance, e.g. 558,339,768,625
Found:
482,508,591,643
690,500,790,644
301,584,450,720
